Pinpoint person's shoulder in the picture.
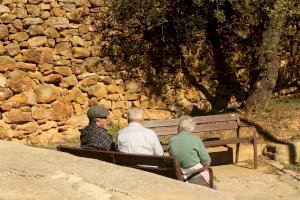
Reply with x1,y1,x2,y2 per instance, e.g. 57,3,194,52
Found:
169,134,180,142
117,126,130,136
143,126,157,136
190,134,199,139
190,134,204,144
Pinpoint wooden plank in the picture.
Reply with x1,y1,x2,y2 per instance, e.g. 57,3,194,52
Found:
113,154,174,167
208,168,214,189
150,120,238,135
57,146,181,180
253,132,258,169
144,113,237,128
203,138,253,147
57,146,175,167
151,126,178,136
161,138,253,150
144,118,180,128
58,146,112,162
193,121,238,132
172,156,184,181
192,113,237,124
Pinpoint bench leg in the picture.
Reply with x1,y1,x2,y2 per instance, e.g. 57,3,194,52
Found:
235,128,240,164
235,143,240,164
208,168,214,189
253,135,258,169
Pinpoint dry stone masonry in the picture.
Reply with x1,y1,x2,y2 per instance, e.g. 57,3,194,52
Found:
0,0,211,145
0,0,297,146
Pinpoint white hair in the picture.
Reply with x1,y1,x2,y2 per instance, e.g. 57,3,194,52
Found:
179,116,195,133
128,107,144,122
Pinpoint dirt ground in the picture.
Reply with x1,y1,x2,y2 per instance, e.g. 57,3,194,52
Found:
213,163,300,200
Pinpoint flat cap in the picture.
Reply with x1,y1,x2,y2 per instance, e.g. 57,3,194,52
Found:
87,105,109,119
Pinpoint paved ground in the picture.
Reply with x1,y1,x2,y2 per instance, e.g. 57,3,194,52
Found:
213,164,300,200
1,140,299,200
0,141,232,200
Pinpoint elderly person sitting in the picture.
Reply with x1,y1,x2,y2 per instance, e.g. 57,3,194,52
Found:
168,116,211,187
117,107,163,156
80,105,116,151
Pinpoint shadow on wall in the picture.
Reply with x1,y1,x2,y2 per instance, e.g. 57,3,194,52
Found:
96,0,298,113
98,0,251,112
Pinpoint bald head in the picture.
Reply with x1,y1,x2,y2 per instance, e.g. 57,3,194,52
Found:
128,107,144,124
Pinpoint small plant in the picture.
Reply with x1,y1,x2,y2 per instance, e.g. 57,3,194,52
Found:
107,124,120,140
283,163,300,173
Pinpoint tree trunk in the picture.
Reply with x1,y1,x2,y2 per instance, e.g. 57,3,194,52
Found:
244,0,292,113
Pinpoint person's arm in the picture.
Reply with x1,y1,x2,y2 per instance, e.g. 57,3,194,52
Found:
195,137,211,170
168,138,174,156
100,132,114,151
152,133,164,156
110,141,118,151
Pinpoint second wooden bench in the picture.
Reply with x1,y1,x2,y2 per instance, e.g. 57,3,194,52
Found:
144,113,258,169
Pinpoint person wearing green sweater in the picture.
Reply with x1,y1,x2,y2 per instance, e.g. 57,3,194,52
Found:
169,116,211,186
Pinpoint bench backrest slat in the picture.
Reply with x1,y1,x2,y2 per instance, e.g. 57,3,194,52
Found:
195,121,238,132
192,113,237,123
144,113,239,136
57,146,183,180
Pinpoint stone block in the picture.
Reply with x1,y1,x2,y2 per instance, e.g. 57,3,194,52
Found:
3,109,32,123
7,70,32,93
0,56,16,72
51,98,74,121
88,83,107,99
31,105,54,120
35,84,60,103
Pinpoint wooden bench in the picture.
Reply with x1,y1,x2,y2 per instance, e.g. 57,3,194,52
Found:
57,146,214,188
144,113,258,169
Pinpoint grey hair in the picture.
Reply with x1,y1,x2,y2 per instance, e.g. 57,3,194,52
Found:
128,107,144,122
179,116,195,133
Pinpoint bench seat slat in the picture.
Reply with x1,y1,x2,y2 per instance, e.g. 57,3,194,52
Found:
162,138,253,151
113,154,174,167
203,138,253,147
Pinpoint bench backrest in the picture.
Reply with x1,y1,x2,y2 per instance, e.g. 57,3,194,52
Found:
57,146,183,181
144,113,241,136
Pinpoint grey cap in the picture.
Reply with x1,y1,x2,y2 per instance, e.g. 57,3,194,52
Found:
87,105,109,119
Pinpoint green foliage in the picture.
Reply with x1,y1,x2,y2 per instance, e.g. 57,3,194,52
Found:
283,163,300,172
98,0,299,110
107,124,120,140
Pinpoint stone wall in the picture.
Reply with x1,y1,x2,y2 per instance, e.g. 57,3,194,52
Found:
0,0,209,145
0,0,298,145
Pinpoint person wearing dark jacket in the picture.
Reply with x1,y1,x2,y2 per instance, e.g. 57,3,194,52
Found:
80,105,116,151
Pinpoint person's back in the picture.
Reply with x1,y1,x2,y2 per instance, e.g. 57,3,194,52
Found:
80,105,115,151
117,107,163,156
80,122,114,151
169,116,211,187
118,122,162,155
169,132,209,169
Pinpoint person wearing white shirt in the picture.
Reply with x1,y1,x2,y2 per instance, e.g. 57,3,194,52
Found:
117,107,164,156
